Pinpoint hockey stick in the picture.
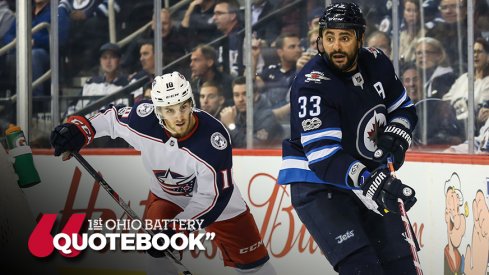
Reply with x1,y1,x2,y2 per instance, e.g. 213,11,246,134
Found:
69,152,193,275
387,157,423,275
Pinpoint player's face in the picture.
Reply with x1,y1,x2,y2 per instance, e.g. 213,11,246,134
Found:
322,29,361,72
157,100,195,137
233,84,247,113
200,86,224,115
99,51,120,75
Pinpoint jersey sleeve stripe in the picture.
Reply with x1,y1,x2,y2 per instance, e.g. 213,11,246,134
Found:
306,145,341,164
387,89,408,113
301,128,342,146
401,100,414,108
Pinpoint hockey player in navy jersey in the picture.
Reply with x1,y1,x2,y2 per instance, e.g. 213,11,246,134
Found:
278,2,420,274
50,72,276,275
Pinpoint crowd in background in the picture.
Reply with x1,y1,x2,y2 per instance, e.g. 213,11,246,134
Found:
0,0,488,153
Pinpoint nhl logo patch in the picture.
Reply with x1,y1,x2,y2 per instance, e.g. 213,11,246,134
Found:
136,103,154,117
211,132,227,150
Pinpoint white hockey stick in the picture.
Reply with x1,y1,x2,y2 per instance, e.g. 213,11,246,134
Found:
70,152,193,275
387,157,423,275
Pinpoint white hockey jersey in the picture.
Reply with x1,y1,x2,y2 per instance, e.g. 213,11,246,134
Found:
89,100,247,228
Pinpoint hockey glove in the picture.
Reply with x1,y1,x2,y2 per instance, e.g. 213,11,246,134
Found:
373,122,412,170
360,167,417,213
147,229,176,258
50,116,96,157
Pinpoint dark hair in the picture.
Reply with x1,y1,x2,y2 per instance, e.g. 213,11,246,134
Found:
192,44,218,71
475,37,489,77
137,39,154,51
232,76,262,93
232,76,246,87
216,0,240,13
274,33,300,49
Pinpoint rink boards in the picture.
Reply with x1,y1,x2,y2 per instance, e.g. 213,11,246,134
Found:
23,149,489,275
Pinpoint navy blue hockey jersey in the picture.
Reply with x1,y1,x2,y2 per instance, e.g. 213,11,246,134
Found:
277,47,418,189
89,101,247,228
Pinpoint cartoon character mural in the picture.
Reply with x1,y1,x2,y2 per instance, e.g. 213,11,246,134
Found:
444,173,466,275
464,190,489,275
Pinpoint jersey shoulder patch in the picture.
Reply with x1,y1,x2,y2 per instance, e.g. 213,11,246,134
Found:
136,102,154,117
210,132,228,150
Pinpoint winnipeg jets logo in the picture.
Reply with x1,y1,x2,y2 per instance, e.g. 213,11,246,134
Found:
356,105,387,159
352,72,364,89
305,71,330,83
136,103,154,117
153,169,196,196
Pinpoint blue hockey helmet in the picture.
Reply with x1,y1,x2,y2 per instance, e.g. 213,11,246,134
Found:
318,2,366,40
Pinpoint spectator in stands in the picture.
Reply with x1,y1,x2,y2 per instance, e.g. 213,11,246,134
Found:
258,33,302,122
415,37,457,99
0,0,14,39
67,42,128,115
251,0,281,44
278,0,305,37
66,0,120,74
399,0,425,64
122,8,189,75
220,76,283,148
426,0,478,75
402,62,423,104
366,31,392,58
296,26,319,72
443,37,489,123
412,98,465,147
3,0,71,99
212,0,244,76
475,0,489,39
128,40,155,101
189,44,234,106
446,100,489,153
68,42,129,148
199,80,225,119
181,0,220,49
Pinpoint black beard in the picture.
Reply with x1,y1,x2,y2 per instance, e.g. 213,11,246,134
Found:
328,50,357,72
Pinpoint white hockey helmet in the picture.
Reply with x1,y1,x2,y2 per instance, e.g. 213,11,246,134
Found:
151,72,194,107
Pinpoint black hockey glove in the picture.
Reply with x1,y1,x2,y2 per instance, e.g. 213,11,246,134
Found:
373,122,412,170
50,116,96,156
147,229,176,258
360,167,417,213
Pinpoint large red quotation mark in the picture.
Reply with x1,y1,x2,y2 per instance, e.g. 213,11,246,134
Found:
28,213,86,258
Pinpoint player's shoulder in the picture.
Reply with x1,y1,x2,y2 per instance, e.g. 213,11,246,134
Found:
187,110,232,161
194,109,230,141
127,100,161,136
359,47,392,67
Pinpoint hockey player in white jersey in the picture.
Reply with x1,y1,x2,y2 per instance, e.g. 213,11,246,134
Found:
50,72,276,275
